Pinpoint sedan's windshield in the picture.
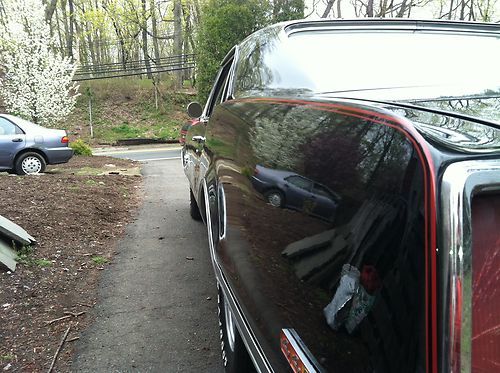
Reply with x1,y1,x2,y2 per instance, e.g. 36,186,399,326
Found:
234,30,500,100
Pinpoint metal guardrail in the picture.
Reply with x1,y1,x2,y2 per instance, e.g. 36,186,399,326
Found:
73,54,195,81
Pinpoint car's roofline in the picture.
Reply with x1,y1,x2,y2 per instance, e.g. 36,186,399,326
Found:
283,18,500,36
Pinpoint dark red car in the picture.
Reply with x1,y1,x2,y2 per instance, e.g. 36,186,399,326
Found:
183,19,500,373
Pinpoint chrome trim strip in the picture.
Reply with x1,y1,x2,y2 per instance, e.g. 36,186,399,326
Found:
285,19,500,36
282,329,325,373
217,183,227,241
440,160,500,372
203,180,274,373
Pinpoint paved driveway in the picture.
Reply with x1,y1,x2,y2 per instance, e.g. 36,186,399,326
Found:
73,158,223,372
93,145,181,162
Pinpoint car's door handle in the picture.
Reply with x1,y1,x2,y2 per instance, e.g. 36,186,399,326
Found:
11,138,23,142
192,136,206,143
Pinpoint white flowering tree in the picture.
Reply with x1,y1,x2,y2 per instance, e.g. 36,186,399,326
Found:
0,0,79,127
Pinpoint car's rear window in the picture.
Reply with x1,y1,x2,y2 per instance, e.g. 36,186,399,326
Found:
234,30,500,99
470,194,500,371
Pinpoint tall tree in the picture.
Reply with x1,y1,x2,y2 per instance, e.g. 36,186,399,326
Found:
173,0,183,86
196,0,271,102
272,0,305,21
141,0,153,78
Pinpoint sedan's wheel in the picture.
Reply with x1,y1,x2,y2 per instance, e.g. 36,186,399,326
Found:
265,189,284,208
15,152,46,175
218,284,253,373
190,190,203,221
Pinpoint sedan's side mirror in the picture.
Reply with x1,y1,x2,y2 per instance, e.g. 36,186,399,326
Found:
187,102,203,119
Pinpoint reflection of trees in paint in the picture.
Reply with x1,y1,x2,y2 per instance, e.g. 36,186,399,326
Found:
393,98,500,151
235,26,280,96
250,105,326,170
302,117,413,203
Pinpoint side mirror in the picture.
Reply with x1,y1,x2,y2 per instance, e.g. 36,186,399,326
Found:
187,102,203,119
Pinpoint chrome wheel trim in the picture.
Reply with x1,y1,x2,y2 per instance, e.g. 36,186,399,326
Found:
267,193,282,207
224,297,236,352
22,156,42,174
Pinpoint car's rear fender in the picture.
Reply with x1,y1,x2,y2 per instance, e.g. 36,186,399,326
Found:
14,148,49,166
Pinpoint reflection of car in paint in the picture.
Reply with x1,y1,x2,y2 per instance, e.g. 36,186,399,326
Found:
182,19,500,373
251,165,340,221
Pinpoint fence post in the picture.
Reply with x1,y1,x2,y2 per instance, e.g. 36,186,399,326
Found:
85,87,94,138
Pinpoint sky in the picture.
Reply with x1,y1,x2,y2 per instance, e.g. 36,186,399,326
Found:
304,0,500,21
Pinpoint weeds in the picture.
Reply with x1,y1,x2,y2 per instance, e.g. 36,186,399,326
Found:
17,246,52,267
1,354,14,362
91,256,108,265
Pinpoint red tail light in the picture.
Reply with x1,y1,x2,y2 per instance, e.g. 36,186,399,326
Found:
61,136,69,144
470,195,500,372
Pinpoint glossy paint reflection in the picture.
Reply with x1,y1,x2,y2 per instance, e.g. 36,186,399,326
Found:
390,99,500,153
206,99,427,372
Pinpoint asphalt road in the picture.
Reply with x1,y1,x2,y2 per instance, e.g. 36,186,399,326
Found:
93,145,181,162
73,159,223,372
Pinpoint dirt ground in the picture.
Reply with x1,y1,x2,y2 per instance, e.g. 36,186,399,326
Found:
0,156,143,372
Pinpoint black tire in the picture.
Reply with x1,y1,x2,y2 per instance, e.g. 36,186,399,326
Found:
190,190,203,221
15,152,46,175
264,189,284,208
218,284,254,373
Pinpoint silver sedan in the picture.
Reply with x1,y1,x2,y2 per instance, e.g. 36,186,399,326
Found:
0,114,74,175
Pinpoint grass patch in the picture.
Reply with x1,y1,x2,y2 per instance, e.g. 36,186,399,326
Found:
68,79,194,144
75,167,102,176
91,256,108,265
17,246,52,267
34,259,52,268
1,354,14,362
17,246,35,266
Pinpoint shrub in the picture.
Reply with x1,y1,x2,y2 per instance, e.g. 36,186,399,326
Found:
70,139,92,156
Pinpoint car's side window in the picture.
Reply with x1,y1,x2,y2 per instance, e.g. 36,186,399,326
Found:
0,118,22,136
286,176,313,191
313,184,333,199
204,56,234,118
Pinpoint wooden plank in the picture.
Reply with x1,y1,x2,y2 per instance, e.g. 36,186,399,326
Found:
0,215,36,246
282,229,336,258
0,239,17,271
294,235,347,280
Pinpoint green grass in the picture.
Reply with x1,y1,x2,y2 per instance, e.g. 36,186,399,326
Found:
1,354,14,362
34,259,52,268
91,256,108,265
69,79,194,144
17,246,52,267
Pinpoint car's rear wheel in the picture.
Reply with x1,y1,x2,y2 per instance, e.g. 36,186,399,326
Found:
265,189,284,208
218,284,253,372
15,152,46,175
190,190,203,221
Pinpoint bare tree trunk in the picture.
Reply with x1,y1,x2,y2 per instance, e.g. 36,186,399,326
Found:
337,0,342,17
94,0,102,66
448,0,455,19
45,0,59,24
54,5,65,57
68,0,75,61
396,0,408,16
82,4,97,67
367,0,374,16
322,0,336,17
150,0,161,66
173,0,183,88
141,0,153,79
104,4,128,70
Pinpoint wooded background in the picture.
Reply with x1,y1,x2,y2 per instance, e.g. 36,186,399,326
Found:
20,0,499,89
